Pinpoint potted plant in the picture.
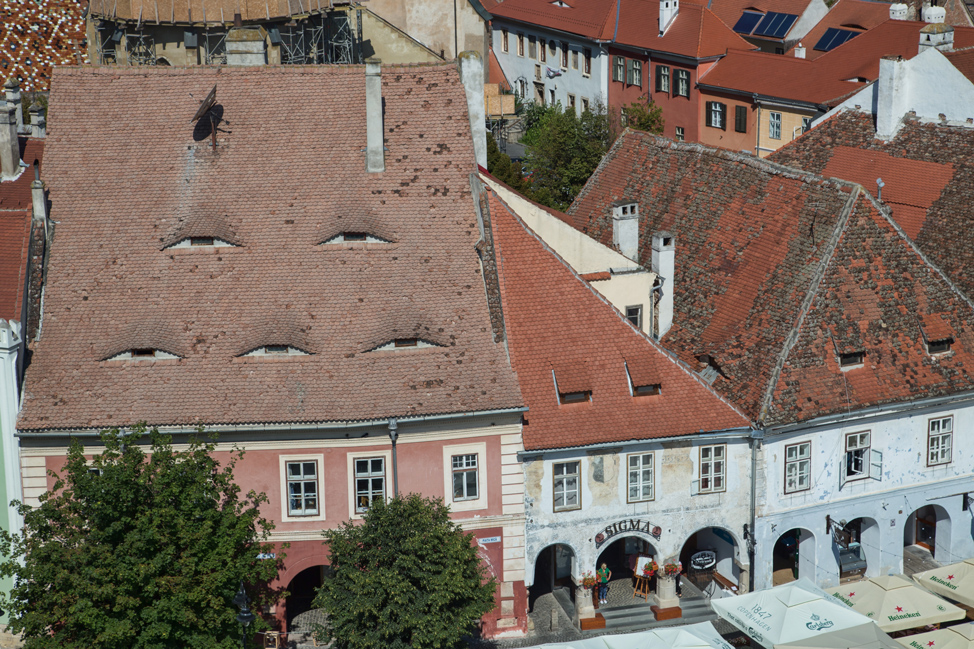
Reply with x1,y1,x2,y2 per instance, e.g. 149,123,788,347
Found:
581,571,598,607
641,561,658,578
663,562,680,576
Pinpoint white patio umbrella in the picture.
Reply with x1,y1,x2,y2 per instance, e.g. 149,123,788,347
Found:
896,622,974,649
827,575,964,631
601,622,735,649
711,578,874,649
914,560,974,607
775,621,904,649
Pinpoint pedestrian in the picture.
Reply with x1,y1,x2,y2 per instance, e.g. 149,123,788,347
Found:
597,562,612,604
675,560,683,597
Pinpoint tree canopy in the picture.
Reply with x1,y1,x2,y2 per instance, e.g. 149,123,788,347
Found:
313,494,496,649
0,425,282,649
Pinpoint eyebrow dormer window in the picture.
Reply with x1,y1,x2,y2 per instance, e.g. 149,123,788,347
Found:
928,338,953,355
242,345,311,357
165,237,236,249
394,338,418,348
559,390,591,404
839,351,864,368
190,237,214,246
106,348,180,361
320,232,392,244
343,232,367,242
369,338,440,352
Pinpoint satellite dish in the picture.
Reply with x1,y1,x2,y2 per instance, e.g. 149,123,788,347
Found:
191,85,217,123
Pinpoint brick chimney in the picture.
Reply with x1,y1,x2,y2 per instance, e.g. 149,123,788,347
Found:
612,201,640,261
1,82,21,180
365,59,385,173
660,0,679,35
651,232,675,337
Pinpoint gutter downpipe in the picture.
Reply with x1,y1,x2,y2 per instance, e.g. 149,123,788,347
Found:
749,426,763,593
389,417,399,496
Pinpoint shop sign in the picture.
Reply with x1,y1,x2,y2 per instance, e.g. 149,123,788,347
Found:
690,550,716,570
594,519,662,548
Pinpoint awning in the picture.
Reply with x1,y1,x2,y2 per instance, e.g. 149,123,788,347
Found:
775,621,904,649
914,559,974,607
711,578,874,649
896,621,974,649
828,575,964,631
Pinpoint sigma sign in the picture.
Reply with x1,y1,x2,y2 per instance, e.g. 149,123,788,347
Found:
594,519,662,548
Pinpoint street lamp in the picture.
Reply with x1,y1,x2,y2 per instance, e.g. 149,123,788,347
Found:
233,582,255,648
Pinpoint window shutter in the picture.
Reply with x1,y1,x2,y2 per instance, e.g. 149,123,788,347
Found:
626,58,634,84
869,449,883,481
705,102,713,127
656,65,663,91
735,105,747,133
719,103,727,130
691,478,700,496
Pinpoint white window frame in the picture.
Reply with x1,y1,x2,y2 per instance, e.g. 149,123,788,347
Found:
501,29,509,53
696,444,726,494
928,416,953,466
627,452,655,502
784,441,811,494
553,460,581,511
675,126,684,141
840,431,882,486
710,102,724,129
442,442,488,512
279,454,326,522
769,111,782,140
801,116,811,133
346,450,392,519
675,69,690,98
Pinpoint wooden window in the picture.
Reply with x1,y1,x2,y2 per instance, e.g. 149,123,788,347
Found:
674,69,690,97
699,444,726,493
286,461,319,516
626,305,642,328
928,417,953,466
844,432,870,480
656,65,670,93
706,102,726,129
528,35,537,59
517,33,524,56
584,48,592,75
613,56,625,82
501,30,508,53
561,41,569,68
735,105,747,133
627,59,642,86
628,453,654,502
452,454,479,500
553,461,580,511
675,126,684,141
784,441,811,493
769,111,782,139
354,457,385,513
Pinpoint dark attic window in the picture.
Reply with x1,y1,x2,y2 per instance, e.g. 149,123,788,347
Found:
394,338,418,348
343,232,367,242
264,345,289,354
839,351,864,367
634,384,662,397
928,338,953,355
559,390,592,404
190,237,215,246
131,348,156,358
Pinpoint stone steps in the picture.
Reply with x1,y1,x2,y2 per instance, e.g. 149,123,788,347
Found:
585,598,716,636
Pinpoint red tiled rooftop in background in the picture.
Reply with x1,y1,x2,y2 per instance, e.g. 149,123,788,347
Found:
487,189,749,451
0,138,43,322
489,0,617,39
567,130,974,425
614,0,754,59
0,0,87,92
945,46,974,83
87,0,311,22
17,63,524,431
689,0,814,34
787,0,894,60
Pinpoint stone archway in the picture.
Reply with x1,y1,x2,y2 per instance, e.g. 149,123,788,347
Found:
680,526,742,594
905,504,951,560
773,528,816,585
529,543,577,613
284,564,328,629
836,517,880,580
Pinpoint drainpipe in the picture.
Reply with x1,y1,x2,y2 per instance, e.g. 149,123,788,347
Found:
388,418,399,496
748,427,764,593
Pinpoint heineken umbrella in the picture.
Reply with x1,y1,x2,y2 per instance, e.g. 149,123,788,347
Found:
896,622,974,649
711,578,873,649
914,559,974,606
828,575,964,631
602,622,735,649
775,621,903,649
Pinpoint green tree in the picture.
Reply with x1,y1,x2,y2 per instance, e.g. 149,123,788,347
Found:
486,133,532,194
313,494,496,649
622,98,665,135
0,424,282,649
521,100,611,210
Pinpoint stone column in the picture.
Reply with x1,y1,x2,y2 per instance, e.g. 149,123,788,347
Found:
575,581,595,622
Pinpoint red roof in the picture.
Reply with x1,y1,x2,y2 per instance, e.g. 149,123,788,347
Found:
0,0,87,92
945,45,974,83
698,48,866,104
0,138,43,322
486,187,749,450
489,0,618,40
488,47,512,91
787,0,893,60
18,64,524,431
614,0,754,59
568,130,974,425
695,0,814,32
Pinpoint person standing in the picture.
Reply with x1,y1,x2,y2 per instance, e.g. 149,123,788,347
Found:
597,562,612,604
675,560,683,597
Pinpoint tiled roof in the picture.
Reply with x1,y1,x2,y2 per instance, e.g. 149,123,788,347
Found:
690,0,814,31
486,185,749,451
567,130,974,424
86,0,325,22
698,48,866,105
614,0,754,59
487,47,512,91
17,63,524,431
944,45,974,83
489,0,618,40
0,138,43,322
0,0,87,92
786,0,892,60
770,111,974,311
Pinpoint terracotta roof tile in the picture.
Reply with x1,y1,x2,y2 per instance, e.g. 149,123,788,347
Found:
489,0,617,40
692,0,815,34
0,138,43,322
0,0,87,92
614,1,754,59
86,0,317,23
486,187,748,451
944,45,974,83
786,0,894,60
17,63,524,431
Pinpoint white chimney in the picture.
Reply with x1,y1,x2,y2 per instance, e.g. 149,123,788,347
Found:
918,22,954,52
889,3,909,19
794,42,806,58
3,78,23,134
458,51,487,168
659,0,679,35
365,59,385,173
876,56,908,140
651,232,675,338
28,102,45,138
0,86,21,181
922,2,946,23
612,202,640,261
32,173,46,225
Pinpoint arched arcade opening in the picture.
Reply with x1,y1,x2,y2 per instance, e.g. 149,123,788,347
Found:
680,527,741,594
284,565,328,629
833,516,879,581
529,543,576,613
905,504,951,560
772,528,816,585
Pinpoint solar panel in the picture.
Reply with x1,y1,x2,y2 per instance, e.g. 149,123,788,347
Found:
733,11,763,34
753,11,798,38
813,27,859,51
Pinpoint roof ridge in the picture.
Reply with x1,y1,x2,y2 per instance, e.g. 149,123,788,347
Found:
757,186,862,423
488,181,753,426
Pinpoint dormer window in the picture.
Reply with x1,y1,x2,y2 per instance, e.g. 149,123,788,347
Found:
559,390,591,404
369,338,439,352
839,351,864,368
343,232,367,242
927,338,953,355
320,232,392,245
394,338,418,348
165,236,236,249
106,348,180,361
242,345,311,357
190,237,215,246
633,384,661,397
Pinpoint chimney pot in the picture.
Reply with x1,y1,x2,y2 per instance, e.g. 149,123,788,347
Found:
922,3,946,23
365,59,385,173
794,42,806,58
3,78,23,134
